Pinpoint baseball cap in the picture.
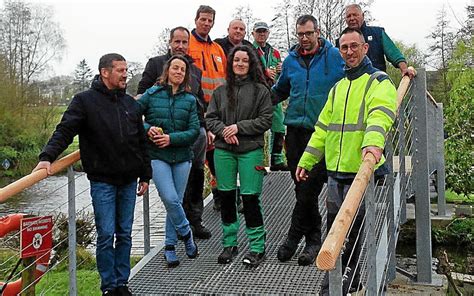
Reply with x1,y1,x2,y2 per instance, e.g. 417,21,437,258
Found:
253,22,269,31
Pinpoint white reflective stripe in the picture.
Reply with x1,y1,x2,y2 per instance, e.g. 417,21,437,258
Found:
36,264,47,273
315,121,327,131
305,146,324,158
327,123,366,132
201,77,226,84
365,125,386,136
368,106,396,121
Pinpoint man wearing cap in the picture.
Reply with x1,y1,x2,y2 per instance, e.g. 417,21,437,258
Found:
215,19,253,57
252,21,288,172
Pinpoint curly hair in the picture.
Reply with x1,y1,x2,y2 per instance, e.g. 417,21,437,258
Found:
226,45,267,108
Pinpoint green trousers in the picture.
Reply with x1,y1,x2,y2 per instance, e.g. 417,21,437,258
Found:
214,148,266,253
270,103,286,165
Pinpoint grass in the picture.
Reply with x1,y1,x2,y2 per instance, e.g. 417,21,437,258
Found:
0,248,142,294
445,189,474,205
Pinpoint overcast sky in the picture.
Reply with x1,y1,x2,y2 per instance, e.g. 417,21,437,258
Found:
9,0,470,77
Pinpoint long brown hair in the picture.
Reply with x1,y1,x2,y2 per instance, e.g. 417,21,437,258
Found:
157,55,191,92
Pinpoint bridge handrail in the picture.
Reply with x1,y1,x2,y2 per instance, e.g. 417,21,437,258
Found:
0,150,81,203
316,69,415,271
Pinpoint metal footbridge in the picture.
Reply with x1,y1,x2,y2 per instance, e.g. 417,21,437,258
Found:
0,69,448,295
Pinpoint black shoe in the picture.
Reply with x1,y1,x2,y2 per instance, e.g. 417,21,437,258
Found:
218,246,238,264
116,285,132,296
243,251,265,267
297,244,320,266
191,224,212,239
270,163,290,171
277,238,299,262
102,289,116,296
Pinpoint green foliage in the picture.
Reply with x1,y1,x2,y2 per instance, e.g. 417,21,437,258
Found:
386,41,426,86
444,38,474,195
432,218,474,249
445,189,474,205
35,269,101,296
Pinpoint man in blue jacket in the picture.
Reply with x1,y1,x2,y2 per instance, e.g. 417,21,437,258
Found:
272,15,345,266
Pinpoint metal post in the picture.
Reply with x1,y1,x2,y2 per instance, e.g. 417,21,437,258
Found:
435,103,446,216
143,189,151,255
328,255,343,296
67,166,77,296
385,140,397,284
398,95,407,224
365,175,377,294
412,69,433,283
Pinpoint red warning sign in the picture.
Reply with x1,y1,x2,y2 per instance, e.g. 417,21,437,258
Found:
20,216,53,259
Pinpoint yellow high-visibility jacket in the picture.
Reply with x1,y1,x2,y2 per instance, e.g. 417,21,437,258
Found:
298,57,397,174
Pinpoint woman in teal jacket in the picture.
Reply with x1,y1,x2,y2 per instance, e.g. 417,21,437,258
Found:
137,55,199,267
206,45,273,267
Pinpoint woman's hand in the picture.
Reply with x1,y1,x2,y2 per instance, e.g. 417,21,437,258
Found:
222,124,238,138
155,134,170,148
224,135,239,145
147,126,162,140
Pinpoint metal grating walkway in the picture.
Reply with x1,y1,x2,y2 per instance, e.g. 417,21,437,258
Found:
129,171,326,295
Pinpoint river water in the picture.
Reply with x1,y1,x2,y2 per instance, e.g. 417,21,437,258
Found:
0,173,165,255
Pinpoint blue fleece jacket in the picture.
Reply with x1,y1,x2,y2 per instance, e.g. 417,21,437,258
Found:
272,38,345,130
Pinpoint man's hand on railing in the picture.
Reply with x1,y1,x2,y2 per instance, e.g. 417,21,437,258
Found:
362,146,383,163
295,166,308,182
137,182,149,196
32,161,52,175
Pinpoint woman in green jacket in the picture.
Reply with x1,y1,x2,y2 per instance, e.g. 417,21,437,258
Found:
206,45,273,267
137,55,199,268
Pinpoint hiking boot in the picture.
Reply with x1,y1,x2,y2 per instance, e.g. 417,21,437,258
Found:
191,224,212,239
183,231,198,258
243,251,265,267
217,246,238,264
277,238,300,262
163,245,179,268
116,285,132,296
297,244,320,266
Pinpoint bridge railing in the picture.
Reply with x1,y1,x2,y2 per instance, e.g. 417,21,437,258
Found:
0,152,163,295
316,68,446,295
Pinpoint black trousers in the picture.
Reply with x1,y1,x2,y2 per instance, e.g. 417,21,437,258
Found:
285,126,326,246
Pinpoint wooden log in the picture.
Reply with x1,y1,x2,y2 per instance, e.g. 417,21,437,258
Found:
21,257,35,296
0,150,80,203
316,153,376,270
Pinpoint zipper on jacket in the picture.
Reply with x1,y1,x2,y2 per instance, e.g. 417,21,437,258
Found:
335,81,352,173
211,54,219,72
115,94,124,142
201,52,207,71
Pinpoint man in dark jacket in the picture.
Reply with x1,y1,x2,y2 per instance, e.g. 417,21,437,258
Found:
137,26,211,239
214,19,253,57
272,15,345,266
338,4,415,78
33,53,151,296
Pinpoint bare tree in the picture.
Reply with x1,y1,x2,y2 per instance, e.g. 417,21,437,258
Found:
126,61,144,96
269,0,296,56
427,6,457,98
233,5,256,41
0,0,65,89
73,59,93,93
149,28,170,58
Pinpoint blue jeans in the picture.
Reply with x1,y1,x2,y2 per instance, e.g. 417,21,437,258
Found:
90,180,137,292
151,159,192,246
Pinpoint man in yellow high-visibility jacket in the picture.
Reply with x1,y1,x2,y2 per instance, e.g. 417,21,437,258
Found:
296,27,397,294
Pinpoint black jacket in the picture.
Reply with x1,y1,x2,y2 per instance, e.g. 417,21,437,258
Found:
214,36,253,57
40,76,152,185
137,52,206,127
